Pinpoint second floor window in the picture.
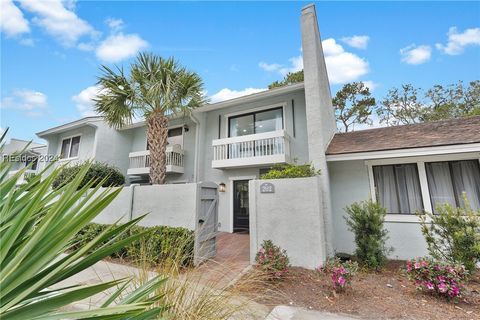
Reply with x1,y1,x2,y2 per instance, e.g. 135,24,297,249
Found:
373,163,424,214
228,107,283,137
60,136,80,159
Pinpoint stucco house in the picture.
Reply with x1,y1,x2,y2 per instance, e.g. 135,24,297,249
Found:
2,138,47,185
34,4,480,263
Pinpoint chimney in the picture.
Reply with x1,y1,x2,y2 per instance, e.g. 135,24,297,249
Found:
301,3,335,259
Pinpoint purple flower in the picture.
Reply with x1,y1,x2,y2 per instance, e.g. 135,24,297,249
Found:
437,275,446,282
338,276,346,286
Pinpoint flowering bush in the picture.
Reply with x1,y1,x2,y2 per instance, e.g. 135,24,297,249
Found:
255,240,290,279
318,257,359,292
405,257,469,299
418,196,480,273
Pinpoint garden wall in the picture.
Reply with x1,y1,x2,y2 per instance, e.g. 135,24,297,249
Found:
91,183,198,230
249,176,328,269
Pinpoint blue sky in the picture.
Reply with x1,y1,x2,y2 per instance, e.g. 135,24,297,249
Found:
1,1,479,142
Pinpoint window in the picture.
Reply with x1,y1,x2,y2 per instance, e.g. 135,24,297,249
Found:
373,164,423,214
60,136,80,159
426,160,480,212
146,127,184,149
228,107,283,137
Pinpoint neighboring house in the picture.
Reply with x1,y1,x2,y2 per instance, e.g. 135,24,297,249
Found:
2,138,47,184
34,4,480,260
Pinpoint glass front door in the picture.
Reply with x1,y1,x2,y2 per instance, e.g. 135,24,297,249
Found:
233,180,250,233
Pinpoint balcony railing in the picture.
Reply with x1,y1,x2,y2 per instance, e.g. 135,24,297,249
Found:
212,130,291,168
127,145,184,175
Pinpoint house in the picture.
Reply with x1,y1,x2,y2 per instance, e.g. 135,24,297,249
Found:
2,138,47,185
34,4,480,263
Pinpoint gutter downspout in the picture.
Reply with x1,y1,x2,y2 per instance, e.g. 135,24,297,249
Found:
128,184,139,221
190,113,201,183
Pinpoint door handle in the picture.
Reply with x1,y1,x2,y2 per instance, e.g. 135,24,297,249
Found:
198,219,205,224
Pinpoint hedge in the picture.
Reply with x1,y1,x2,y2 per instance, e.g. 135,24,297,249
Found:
52,162,125,190
71,223,195,267
260,162,320,179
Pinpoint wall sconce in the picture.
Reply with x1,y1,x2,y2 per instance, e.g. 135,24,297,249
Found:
218,182,226,192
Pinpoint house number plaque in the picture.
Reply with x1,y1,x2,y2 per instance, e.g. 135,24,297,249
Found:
260,182,275,193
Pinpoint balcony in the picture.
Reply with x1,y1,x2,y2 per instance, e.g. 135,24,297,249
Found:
127,145,185,176
212,130,291,169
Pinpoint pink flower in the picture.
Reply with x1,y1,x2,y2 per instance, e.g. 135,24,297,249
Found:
337,276,346,286
437,275,445,282
438,282,448,293
449,286,460,297
414,262,421,269
425,282,434,290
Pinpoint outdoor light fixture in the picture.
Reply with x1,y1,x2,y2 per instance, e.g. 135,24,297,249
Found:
218,182,226,192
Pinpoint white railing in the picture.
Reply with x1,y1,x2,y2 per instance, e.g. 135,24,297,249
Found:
7,169,37,185
212,130,290,168
128,145,184,174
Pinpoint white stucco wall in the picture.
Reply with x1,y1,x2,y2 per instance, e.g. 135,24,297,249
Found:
249,177,326,269
329,160,428,260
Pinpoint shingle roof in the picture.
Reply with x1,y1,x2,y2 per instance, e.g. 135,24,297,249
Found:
326,116,480,155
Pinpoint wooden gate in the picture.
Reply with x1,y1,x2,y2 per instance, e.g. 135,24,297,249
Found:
194,182,219,266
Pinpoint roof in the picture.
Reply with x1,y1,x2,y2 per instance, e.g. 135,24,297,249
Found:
36,116,102,137
195,82,304,113
326,116,480,155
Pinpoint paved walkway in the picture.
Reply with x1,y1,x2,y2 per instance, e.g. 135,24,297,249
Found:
195,232,251,288
266,306,359,320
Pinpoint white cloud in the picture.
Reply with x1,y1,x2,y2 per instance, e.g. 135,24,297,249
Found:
95,33,148,63
436,27,480,55
341,35,370,49
362,80,378,91
72,85,104,117
259,62,283,72
0,0,30,37
19,0,98,46
1,89,48,117
322,38,369,84
259,38,368,85
400,44,432,65
209,88,266,103
105,18,124,32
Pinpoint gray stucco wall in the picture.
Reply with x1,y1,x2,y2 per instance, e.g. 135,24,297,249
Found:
92,184,198,230
249,177,326,269
329,160,428,260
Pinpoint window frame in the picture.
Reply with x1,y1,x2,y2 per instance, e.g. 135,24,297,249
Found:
223,103,287,138
59,135,81,160
372,163,424,215
365,152,480,223
425,159,480,210
227,106,284,138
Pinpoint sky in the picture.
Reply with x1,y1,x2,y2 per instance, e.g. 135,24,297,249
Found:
1,1,480,142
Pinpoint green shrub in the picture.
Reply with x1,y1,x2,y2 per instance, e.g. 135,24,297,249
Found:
255,240,290,279
71,223,195,267
345,200,391,270
418,197,480,273
52,162,125,190
260,162,320,179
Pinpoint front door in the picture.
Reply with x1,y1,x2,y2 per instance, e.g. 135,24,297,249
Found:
233,180,249,233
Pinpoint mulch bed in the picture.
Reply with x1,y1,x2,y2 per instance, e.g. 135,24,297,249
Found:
238,261,480,320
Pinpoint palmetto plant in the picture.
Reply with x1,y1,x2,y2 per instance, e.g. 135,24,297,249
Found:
94,53,206,184
0,131,167,319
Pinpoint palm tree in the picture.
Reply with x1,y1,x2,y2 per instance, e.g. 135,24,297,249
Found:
95,53,205,184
